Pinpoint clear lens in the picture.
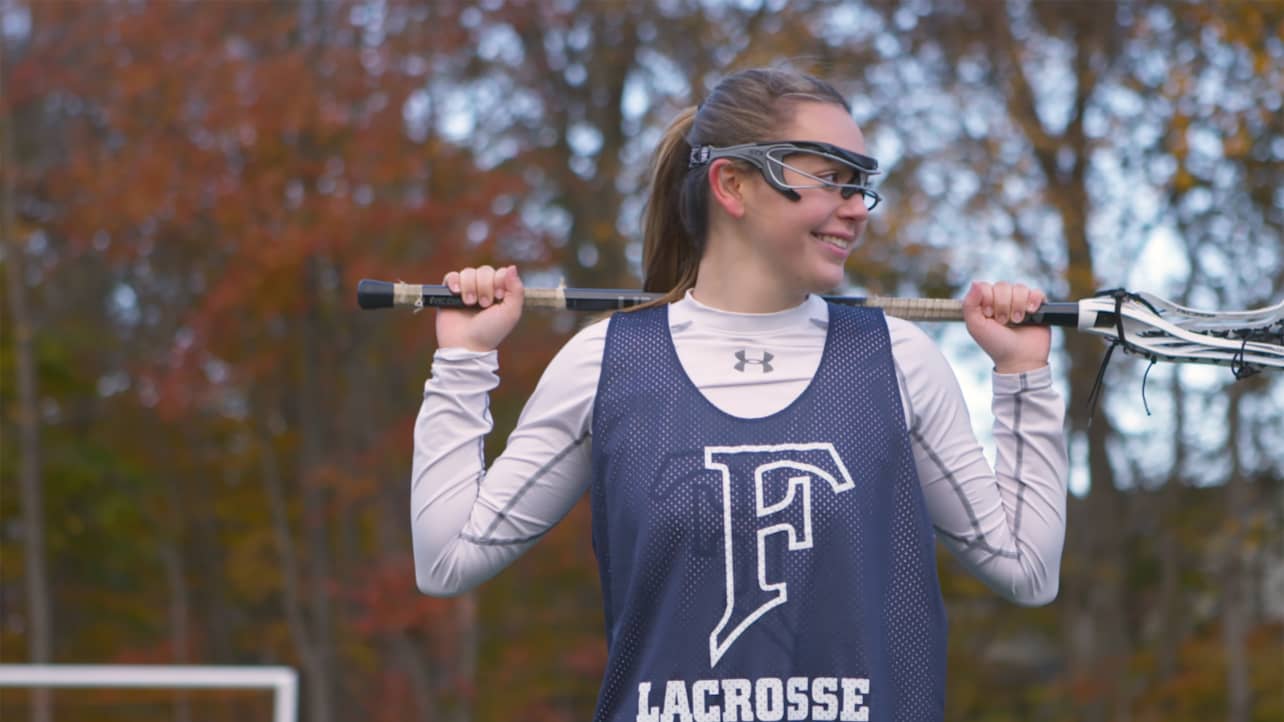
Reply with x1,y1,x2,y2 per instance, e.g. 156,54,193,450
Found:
763,147,880,209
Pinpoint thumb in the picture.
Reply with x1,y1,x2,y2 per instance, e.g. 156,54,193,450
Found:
498,267,523,303
503,266,523,295
497,266,524,313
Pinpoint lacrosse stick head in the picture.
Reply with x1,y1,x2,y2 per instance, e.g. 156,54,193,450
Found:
1077,290,1284,375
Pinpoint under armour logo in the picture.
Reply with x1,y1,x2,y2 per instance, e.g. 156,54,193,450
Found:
734,349,774,373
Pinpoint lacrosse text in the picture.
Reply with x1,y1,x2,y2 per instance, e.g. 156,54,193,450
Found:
636,676,871,722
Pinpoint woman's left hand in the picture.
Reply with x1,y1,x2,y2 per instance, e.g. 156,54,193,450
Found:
962,281,1052,374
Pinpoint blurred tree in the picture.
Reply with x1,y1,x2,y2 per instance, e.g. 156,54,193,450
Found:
4,0,524,719
1,22,52,722
2,1,1279,721
830,2,1283,720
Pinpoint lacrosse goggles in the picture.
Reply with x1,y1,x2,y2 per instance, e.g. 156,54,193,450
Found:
688,140,882,210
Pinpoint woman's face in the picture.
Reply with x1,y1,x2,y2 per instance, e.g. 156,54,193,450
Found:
738,102,872,295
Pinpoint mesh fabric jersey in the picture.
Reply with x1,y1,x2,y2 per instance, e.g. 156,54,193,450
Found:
589,303,947,722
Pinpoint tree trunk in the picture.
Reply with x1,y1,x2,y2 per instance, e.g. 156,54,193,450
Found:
1,36,53,722
189,432,236,662
1221,383,1251,722
376,485,443,719
989,8,1132,715
298,255,338,722
450,593,479,722
1065,338,1132,722
262,424,331,722
388,634,438,719
564,13,637,289
1155,371,1186,684
292,0,341,711
162,473,192,722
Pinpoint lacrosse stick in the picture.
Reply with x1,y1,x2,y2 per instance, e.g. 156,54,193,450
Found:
356,279,1284,374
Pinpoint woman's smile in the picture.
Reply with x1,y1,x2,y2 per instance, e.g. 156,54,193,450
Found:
812,231,854,253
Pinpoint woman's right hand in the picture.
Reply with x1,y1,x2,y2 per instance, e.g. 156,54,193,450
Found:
435,265,525,352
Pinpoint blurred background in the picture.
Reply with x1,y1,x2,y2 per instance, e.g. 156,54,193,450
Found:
1,1,1281,720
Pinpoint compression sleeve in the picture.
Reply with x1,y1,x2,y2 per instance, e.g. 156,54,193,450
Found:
410,324,604,596
891,318,1068,606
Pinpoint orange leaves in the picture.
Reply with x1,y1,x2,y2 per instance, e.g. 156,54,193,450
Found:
10,3,1279,721
350,557,458,638
1122,621,1284,720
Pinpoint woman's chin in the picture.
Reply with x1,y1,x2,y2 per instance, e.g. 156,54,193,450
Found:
805,268,847,295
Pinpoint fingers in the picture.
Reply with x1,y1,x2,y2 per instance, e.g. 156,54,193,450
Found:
1008,284,1044,323
990,282,1012,324
442,265,517,308
475,266,497,306
1027,287,1046,315
967,281,1045,324
492,266,506,302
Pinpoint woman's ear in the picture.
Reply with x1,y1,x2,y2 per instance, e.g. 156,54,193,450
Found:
707,159,749,219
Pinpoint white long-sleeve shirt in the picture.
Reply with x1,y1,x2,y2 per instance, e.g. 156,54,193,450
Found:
412,292,1068,605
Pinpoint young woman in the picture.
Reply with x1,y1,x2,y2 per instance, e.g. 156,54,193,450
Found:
412,68,1068,721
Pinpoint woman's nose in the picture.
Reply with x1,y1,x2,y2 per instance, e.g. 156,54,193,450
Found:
836,193,871,221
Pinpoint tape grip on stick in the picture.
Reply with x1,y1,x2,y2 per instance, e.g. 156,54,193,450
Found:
358,279,474,310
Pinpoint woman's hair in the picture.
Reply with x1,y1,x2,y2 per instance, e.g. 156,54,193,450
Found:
639,67,851,305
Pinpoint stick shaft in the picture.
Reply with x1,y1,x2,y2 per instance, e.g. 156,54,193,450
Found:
356,279,1081,326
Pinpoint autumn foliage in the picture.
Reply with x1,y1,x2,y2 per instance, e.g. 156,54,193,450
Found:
2,2,1280,721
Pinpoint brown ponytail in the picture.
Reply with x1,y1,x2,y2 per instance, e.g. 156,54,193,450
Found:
641,106,701,301
636,67,851,308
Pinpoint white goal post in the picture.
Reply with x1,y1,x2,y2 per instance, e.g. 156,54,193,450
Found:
0,664,298,722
